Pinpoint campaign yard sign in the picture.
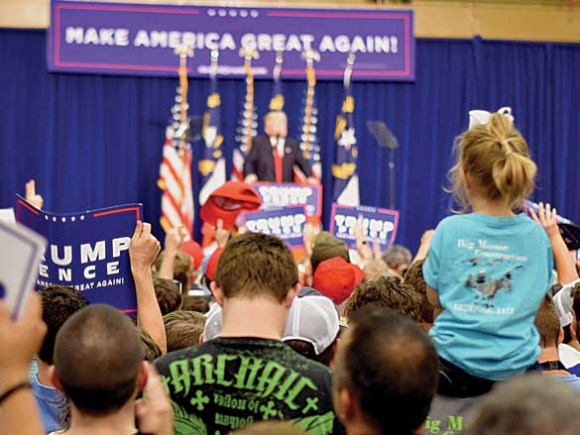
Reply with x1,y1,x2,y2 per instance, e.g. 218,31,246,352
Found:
239,206,306,249
48,1,415,81
16,196,142,314
330,203,399,251
0,221,47,319
253,183,322,218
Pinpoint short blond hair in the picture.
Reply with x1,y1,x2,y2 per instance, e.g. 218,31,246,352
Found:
449,113,537,211
264,110,287,125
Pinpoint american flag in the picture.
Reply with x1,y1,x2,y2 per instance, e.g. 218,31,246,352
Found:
332,53,359,206
158,47,194,239
199,50,225,206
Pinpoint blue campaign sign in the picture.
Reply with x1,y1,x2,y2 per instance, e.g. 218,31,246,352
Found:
48,1,415,81
239,205,306,249
15,195,142,314
253,183,322,218
330,203,399,251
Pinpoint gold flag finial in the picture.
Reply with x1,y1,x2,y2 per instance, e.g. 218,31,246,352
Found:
239,45,260,61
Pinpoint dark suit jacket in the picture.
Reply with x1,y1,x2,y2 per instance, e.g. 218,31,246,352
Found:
244,135,312,182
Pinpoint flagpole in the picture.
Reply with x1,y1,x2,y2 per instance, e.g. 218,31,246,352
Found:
240,46,259,154
301,49,320,163
344,51,355,89
174,45,193,230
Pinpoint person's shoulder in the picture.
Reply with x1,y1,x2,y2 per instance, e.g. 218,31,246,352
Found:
433,214,467,232
286,137,301,148
155,343,209,372
253,134,269,144
514,214,552,241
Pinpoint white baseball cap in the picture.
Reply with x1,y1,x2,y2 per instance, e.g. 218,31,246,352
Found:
283,295,340,355
203,303,222,342
553,279,580,328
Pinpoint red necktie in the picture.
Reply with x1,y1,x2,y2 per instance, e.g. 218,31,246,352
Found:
274,143,283,183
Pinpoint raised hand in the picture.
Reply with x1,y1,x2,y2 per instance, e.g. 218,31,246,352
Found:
215,219,230,248
130,221,161,273
0,293,46,389
25,180,44,210
355,215,373,261
303,222,314,258
135,362,173,435
164,225,187,254
530,202,559,239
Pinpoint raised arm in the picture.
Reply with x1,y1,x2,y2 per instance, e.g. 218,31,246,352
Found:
0,294,47,435
157,226,186,281
530,203,579,285
25,179,44,210
130,221,167,354
413,230,435,263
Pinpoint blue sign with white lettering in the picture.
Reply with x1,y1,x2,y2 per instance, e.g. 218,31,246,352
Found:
48,1,415,81
16,195,142,314
239,206,306,249
330,203,399,251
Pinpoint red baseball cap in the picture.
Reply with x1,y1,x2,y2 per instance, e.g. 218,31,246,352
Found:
205,247,225,282
180,240,203,270
312,257,364,305
200,182,262,230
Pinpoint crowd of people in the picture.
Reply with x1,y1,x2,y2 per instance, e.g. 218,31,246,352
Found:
3,111,580,435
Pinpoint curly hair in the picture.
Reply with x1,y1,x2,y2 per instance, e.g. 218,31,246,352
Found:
403,259,434,324
345,275,422,322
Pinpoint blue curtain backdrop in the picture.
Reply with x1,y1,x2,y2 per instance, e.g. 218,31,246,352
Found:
2,28,580,253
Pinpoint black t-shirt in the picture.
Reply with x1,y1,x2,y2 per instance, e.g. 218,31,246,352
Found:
155,337,344,435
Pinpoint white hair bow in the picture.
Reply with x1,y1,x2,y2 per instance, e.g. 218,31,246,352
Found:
468,107,514,130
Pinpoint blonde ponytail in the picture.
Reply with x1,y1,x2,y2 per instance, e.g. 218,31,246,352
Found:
450,113,537,210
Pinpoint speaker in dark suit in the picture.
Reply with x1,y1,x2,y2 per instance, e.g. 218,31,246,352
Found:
244,112,315,184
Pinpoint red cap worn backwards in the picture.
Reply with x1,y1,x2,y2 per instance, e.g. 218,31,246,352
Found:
200,182,262,230
312,256,364,305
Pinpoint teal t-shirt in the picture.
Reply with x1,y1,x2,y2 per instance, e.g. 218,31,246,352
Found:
423,213,553,381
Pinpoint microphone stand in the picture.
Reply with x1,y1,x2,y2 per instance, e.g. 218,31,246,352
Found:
366,120,399,210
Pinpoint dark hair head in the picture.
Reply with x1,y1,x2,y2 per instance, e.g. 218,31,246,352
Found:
39,286,89,364
154,278,183,315
310,231,350,273
403,259,434,324
284,337,337,367
154,250,193,291
54,305,144,416
181,295,210,314
469,374,580,435
137,326,162,362
334,306,438,435
382,245,412,272
163,310,206,352
215,233,298,303
534,293,560,348
345,275,422,322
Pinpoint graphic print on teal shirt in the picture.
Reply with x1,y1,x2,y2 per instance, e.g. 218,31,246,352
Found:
155,337,341,435
423,213,554,381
